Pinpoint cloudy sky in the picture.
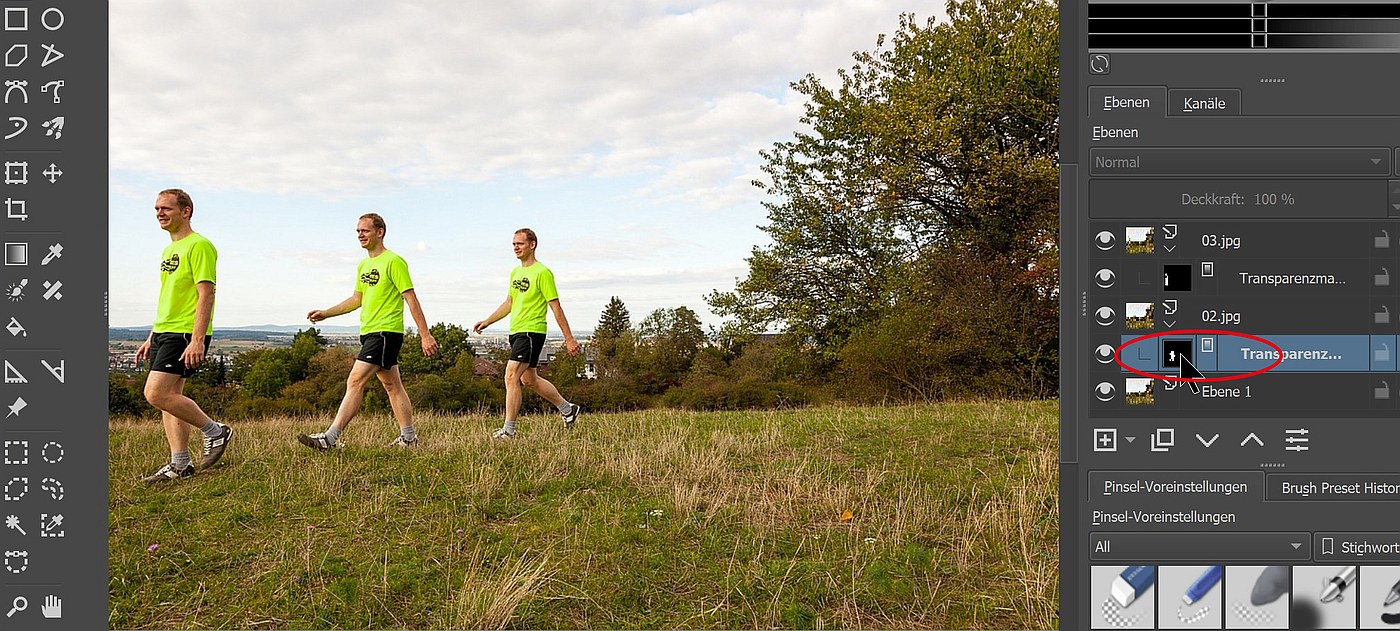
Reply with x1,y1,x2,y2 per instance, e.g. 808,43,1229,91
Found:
109,1,934,332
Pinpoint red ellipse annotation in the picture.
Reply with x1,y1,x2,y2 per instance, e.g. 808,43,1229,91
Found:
1114,329,1283,382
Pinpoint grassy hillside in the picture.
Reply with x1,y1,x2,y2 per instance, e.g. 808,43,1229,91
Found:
109,402,1058,629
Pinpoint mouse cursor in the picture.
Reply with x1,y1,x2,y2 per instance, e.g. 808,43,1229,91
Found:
1179,355,1204,395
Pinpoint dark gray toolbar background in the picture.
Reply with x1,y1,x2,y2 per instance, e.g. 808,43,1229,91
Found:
0,2,106,629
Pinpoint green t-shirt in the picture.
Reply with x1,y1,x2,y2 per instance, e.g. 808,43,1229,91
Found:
153,233,217,335
355,250,414,334
508,262,559,334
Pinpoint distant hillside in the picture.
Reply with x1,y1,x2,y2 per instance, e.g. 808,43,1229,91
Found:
109,325,361,342
221,324,363,335
111,325,593,342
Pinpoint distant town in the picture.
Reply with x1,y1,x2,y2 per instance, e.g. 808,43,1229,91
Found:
108,326,598,378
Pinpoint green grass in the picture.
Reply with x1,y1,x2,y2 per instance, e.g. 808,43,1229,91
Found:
109,401,1058,629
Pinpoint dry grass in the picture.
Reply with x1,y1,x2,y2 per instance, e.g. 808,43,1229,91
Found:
110,401,1058,629
441,547,555,630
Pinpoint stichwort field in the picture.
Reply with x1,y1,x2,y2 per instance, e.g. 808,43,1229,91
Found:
109,401,1058,630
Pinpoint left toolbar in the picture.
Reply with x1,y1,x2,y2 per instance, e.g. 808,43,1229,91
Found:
2,2,106,628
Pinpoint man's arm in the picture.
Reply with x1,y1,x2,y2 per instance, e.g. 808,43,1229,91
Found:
180,281,216,368
308,293,363,323
473,297,512,334
548,299,579,355
402,289,438,356
135,330,154,365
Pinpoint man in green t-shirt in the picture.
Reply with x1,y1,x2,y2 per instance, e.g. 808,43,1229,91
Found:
297,213,438,450
473,228,581,438
135,189,234,484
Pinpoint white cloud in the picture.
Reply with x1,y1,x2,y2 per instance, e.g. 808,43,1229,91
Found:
110,0,930,203
108,1,941,328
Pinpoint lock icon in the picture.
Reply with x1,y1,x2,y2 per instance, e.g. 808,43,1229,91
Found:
1378,267,1391,287
1377,230,1391,249
1377,380,1391,400
1379,305,1392,324
1377,343,1390,363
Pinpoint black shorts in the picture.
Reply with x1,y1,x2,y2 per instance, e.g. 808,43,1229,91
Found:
149,333,212,378
358,332,404,369
508,332,547,368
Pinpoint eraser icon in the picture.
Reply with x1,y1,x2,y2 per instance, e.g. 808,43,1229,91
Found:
1111,565,1156,608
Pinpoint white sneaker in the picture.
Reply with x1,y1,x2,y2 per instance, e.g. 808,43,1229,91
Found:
199,424,233,469
142,462,194,484
492,428,516,439
561,403,581,430
297,432,337,451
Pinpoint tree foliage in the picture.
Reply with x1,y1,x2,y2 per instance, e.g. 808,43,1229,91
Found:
709,0,1058,397
595,297,631,340
400,323,475,375
636,306,707,390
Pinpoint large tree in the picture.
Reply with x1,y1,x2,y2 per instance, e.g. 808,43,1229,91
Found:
595,296,631,340
709,0,1057,395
